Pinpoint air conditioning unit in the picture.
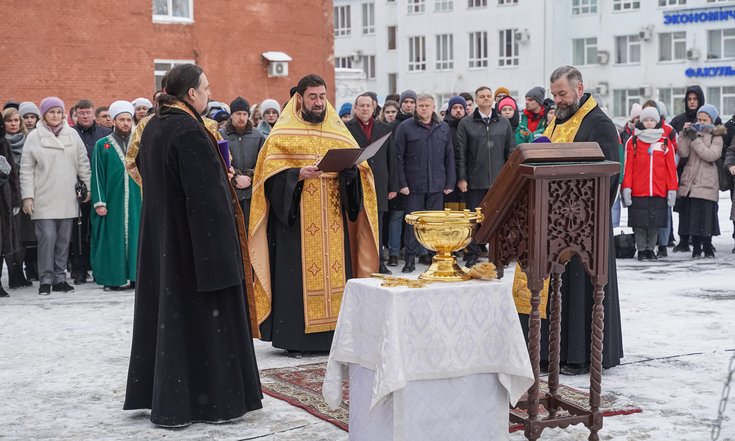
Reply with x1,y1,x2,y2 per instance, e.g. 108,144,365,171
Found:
638,26,653,42
686,48,700,60
268,61,288,78
597,50,610,65
596,82,609,96
514,29,530,44
350,50,364,63
639,85,652,97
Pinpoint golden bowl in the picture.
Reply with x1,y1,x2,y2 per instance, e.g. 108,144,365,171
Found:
404,208,484,282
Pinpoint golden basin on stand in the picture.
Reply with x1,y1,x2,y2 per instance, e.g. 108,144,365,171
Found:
404,208,485,282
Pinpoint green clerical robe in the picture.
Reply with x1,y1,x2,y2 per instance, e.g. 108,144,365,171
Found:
90,133,142,286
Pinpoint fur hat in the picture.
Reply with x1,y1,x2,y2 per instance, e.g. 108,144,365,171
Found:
109,100,135,120
230,97,250,114
40,97,65,116
260,99,281,115
639,107,660,123
697,104,719,123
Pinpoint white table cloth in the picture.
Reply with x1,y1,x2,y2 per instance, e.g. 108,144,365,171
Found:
322,277,534,440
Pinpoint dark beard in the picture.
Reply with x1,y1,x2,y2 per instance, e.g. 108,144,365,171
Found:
555,101,580,121
302,108,326,124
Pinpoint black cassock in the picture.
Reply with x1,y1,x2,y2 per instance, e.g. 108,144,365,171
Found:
124,105,262,426
520,95,624,369
259,167,362,352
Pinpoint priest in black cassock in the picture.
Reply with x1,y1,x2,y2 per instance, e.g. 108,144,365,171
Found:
249,75,380,354
516,65,624,374
123,64,262,427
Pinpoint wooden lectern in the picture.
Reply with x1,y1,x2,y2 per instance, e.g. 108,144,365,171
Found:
474,143,619,441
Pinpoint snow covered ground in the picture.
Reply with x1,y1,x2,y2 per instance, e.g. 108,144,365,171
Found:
1,192,733,441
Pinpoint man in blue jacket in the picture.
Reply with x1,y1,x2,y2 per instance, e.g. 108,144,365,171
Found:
395,94,456,273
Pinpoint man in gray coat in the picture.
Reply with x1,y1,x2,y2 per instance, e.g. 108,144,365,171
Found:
455,86,516,267
219,97,265,228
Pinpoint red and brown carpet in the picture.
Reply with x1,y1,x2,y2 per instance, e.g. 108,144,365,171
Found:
260,362,642,433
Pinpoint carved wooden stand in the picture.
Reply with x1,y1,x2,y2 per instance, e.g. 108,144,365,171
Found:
475,143,619,441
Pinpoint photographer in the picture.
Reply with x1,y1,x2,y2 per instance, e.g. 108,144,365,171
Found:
19,97,91,295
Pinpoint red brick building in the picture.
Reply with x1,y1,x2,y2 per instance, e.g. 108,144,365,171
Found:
2,0,335,111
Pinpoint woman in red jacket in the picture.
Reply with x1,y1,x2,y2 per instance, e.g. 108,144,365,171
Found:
621,107,678,261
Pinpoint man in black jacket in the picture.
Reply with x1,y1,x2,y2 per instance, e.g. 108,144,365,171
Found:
395,94,456,273
443,96,468,208
219,97,265,229
346,93,398,274
455,86,516,267
72,99,111,284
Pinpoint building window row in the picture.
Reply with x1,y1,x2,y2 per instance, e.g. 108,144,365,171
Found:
406,30,518,72
614,86,734,118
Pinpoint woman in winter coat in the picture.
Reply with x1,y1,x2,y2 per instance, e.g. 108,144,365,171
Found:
676,104,724,259
2,108,32,289
19,97,91,295
621,107,678,261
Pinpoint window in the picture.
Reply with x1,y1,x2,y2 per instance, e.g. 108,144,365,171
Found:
436,93,454,108
572,0,597,14
707,29,735,60
659,31,686,61
361,55,376,79
436,34,454,70
499,29,519,67
707,86,735,118
658,87,686,117
468,31,488,68
613,89,641,117
498,0,517,4
388,26,397,50
408,36,426,71
408,0,425,14
335,57,353,69
468,0,487,6
572,37,598,65
615,35,641,64
154,59,194,90
613,0,640,11
334,5,351,37
435,0,453,12
362,3,374,35
658,0,685,5
388,73,398,94
153,0,193,22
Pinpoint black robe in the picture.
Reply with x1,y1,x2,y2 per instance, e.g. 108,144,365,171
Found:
258,167,363,352
520,94,624,369
124,104,262,426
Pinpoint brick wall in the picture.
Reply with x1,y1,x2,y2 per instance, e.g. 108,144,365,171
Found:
2,0,335,112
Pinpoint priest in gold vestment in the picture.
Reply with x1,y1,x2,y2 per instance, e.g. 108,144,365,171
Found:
515,66,623,374
249,75,380,352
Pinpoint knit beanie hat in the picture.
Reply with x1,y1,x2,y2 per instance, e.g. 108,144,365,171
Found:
212,110,231,123
3,100,20,110
339,102,352,117
260,99,281,115
639,106,660,123
697,104,719,123
494,87,510,98
230,97,251,114
131,97,153,109
19,101,41,118
447,96,467,112
399,89,417,105
629,103,642,120
525,87,545,106
40,97,65,116
498,96,517,111
109,100,135,120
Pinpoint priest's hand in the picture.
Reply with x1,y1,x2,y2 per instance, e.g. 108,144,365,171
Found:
458,180,468,192
227,167,236,180
443,188,453,195
388,191,397,200
96,206,108,216
235,175,252,189
299,165,323,181
400,187,410,195
22,198,33,215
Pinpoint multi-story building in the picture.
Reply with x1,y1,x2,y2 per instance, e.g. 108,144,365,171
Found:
3,0,334,109
334,0,735,119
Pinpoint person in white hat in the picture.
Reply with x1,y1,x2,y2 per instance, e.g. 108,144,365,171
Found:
131,97,153,124
89,100,142,291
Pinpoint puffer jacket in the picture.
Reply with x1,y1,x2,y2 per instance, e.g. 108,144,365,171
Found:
677,125,725,202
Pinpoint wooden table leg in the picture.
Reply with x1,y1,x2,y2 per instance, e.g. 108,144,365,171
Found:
588,282,606,441
525,283,542,441
547,271,563,418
